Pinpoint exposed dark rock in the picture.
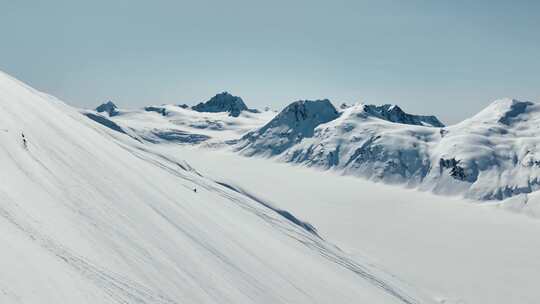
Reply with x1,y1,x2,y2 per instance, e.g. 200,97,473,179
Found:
95,101,119,116
439,158,468,181
498,100,534,125
144,106,168,116
193,92,248,117
363,104,445,127
84,113,125,134
148,130,210,144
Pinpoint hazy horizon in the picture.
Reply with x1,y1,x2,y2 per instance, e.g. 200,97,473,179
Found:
1,0,539,124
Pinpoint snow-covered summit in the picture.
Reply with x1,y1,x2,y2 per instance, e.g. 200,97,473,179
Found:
237,99,339,156
192,92,249,117
261,99,339,137
426,98,540,199
464,97,534,125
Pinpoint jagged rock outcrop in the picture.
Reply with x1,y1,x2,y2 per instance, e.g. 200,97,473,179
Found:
439,158,468,181
95,101,119,116
144,106,168,116
192,92,248,117
363,104,445,127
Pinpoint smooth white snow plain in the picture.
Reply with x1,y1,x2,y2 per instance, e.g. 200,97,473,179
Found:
160,146,540,304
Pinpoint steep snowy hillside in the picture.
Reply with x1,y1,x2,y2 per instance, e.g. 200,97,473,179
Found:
82,101,274,145
236,98,540,200
0,71,438,303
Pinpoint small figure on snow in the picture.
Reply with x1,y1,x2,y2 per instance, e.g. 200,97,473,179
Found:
21,132,27,149
193,188,197,193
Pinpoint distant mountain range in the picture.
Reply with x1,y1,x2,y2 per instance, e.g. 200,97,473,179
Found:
85,92,539,201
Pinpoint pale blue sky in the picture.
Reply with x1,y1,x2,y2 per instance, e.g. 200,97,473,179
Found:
1,0,538,124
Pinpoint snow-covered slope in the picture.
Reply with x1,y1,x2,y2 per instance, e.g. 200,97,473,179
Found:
235,98,540,200
169,146,540,304
0,71,438,303
237,99,340,155
425,98,540,199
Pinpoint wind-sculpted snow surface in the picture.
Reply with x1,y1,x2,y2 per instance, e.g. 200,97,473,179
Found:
236,98,540,200
0,70,438,303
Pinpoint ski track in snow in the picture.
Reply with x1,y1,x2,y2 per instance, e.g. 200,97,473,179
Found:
0,191,178,304
112,140,428,304
209,180,422,304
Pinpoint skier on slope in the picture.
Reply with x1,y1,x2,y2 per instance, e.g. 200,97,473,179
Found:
21,132,27,149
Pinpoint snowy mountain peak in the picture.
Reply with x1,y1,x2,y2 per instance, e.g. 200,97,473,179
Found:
260,99,339,137
192,91,248,117
277,99,338,124
469,98,535,126
95,100,119,116
236,99,339,156
362,103,445,127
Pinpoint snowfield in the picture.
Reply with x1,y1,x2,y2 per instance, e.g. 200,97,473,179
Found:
170,146,540,304
0,71,440,303
2,69,540,304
